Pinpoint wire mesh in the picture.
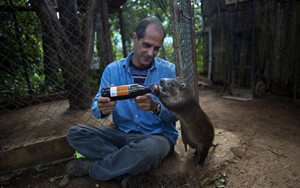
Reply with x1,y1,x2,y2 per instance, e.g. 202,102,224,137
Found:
170,0,198,99
0,0,196,151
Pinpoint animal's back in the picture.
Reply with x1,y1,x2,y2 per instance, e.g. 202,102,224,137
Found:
154,78,215,167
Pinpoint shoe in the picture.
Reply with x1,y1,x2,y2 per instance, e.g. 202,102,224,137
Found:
121,173,145,188
64,158,93,176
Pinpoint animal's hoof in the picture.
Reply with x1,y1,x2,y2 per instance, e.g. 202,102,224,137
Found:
195,159,205,167
194,162,204,167
191,151,197,158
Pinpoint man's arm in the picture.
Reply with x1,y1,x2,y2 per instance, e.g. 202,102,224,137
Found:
91,66,115,119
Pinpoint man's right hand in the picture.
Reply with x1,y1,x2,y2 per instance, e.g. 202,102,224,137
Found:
98,97,116,116
98,84,116,116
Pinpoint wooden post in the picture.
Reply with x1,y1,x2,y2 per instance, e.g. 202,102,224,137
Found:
188,0,199,102
100,0,114,66
170,0,182,77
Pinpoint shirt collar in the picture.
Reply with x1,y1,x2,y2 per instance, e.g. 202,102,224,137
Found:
123,51,157,71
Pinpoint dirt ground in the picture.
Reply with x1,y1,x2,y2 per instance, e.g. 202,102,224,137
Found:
1,88,300,188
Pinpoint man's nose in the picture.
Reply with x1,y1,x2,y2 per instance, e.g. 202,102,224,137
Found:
147,48,154,57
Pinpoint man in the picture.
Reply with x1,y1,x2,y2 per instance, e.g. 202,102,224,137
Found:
65,17,178,187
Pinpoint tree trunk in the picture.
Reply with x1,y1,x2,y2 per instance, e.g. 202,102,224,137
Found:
96,0,105,78
30,0,92,110
96,0,114,76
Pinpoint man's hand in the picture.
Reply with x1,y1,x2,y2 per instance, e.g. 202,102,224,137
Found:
97,97,116,116
98,84,116,116
135,94,158,112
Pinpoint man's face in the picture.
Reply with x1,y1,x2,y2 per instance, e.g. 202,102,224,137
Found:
132,24,164,68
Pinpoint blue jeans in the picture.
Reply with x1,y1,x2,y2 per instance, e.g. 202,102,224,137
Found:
66,124,173,181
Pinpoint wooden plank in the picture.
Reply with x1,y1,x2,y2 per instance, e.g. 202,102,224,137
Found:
0,136,74,172
222,95,253,101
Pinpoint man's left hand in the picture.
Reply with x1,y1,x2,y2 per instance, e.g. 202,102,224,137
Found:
135,94,158,112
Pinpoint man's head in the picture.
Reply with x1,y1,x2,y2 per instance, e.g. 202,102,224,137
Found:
132,17,165,68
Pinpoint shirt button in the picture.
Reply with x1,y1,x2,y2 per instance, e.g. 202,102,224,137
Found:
134,115,138,118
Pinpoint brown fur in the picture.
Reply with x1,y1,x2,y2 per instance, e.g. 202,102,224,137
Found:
154,78,215,167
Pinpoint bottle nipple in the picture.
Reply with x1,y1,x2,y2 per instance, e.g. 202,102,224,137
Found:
151,84,160,94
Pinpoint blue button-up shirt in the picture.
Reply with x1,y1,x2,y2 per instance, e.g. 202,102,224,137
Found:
91,52,178,145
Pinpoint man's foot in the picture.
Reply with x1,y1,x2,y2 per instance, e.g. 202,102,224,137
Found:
64,158,93,177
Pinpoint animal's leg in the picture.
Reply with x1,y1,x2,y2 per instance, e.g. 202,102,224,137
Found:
195,158,205,167
194,144,210,167
180,124,188,152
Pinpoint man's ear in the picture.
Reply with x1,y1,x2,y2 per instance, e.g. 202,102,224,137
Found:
133,32,137,42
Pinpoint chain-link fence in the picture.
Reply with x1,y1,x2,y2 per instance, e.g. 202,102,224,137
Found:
0,0,198,153
170,0,199,100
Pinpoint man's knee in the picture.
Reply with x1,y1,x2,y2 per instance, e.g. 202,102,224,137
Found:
67,125,82,136
66,124,92,142
144,135,172,159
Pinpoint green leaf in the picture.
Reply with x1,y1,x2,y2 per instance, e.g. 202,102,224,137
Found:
213,174,221,180
218,178,226,183
200,178,212,187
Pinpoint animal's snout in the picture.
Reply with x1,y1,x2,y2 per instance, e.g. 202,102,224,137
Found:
160,78,167,86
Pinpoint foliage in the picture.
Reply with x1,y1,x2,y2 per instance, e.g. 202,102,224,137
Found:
200,172,227,188
108,13,125,61
193,3,204,74
89,70,101,88
0,0,64,99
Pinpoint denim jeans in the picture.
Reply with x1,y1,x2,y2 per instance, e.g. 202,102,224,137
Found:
66,124,173,181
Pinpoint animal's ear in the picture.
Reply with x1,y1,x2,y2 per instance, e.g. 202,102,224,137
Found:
180,83,186,89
